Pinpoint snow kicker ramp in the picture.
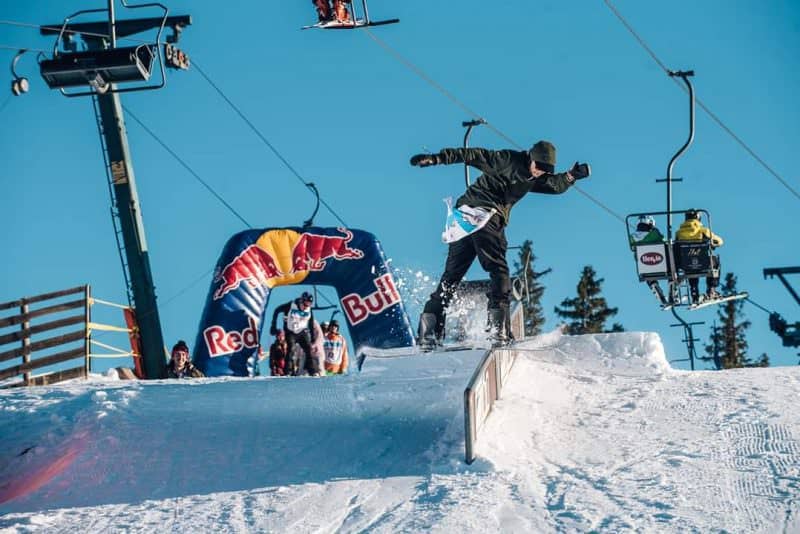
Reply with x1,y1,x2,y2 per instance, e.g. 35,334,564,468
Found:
2,332,800,533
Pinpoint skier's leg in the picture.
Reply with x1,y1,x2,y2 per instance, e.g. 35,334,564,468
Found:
420,239,475,348
298,331,318,376
689,277,700,303
704,255,720,298
647,280,667,305
473,215,510,344
313,0,331,21
285,332,299,376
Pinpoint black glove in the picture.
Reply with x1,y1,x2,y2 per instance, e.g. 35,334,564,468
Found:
569,162,591,180
270,325,278,336
410,153,439,167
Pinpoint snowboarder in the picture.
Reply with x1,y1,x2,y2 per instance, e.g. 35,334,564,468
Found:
270,291,321,376
410,141,591,349
676,209,723,301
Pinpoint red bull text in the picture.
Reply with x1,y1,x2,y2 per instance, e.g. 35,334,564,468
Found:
204,315,260,357
342,273,401,326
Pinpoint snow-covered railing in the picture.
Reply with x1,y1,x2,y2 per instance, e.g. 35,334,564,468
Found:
463,302,524,463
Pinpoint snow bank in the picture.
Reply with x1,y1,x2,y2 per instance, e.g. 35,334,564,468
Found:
516,330,672,377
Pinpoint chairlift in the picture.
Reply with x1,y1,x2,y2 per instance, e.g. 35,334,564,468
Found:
38,1,170,97
625,70,747,311
302,0,399,30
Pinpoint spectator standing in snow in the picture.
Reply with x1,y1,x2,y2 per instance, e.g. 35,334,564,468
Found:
323,320,349,375
269,330,289,377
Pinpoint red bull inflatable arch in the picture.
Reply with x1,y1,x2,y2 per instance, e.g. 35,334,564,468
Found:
193,227,416,376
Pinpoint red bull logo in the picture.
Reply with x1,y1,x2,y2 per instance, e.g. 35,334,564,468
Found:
213,227,364,300
292,228,364,272
342,273,401,325
640,252,664,266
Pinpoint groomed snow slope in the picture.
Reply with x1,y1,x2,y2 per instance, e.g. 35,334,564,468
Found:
1,331,799,533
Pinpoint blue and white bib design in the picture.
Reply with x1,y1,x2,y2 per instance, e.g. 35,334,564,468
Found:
441,197,496,243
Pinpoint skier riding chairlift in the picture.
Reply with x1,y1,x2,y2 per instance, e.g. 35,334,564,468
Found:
304,0,399,30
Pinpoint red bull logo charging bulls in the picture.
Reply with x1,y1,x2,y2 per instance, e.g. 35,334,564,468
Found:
194,227,415,376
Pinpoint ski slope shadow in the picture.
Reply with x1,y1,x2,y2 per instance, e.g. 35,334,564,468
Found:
0,349,486,513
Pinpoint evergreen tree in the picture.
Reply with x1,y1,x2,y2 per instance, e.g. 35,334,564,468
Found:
555,265,624,334
512,240,551,336
703,273,764,369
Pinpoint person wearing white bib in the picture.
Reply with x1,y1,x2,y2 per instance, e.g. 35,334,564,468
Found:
270,291,321,376
410,141,591,349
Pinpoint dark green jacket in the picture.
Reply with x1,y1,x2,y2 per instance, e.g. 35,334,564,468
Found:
438,148,575,225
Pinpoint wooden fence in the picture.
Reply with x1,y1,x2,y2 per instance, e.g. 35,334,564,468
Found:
0,285,91,387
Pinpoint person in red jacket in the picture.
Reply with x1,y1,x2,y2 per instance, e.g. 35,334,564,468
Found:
269,330,289,377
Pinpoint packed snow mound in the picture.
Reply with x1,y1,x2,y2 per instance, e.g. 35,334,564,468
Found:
1,331,799,533
515,330,672,377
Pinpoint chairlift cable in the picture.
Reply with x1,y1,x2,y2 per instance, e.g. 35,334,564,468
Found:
123,105,253,227
603,0,800,202
745,297,775,316
192,61,349,228
0,95,11,116
0,43,48,53
121,109,342,322
361,28,625,223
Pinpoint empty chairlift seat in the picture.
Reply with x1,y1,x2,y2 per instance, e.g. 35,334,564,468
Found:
40,45,156,90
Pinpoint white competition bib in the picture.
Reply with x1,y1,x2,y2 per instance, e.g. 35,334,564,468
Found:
441,197,496,243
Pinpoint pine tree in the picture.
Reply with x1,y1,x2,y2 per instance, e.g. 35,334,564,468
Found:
555,265,624,334
703,273,764,369
512,240,551,336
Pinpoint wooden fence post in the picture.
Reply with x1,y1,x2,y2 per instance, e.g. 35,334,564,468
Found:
21,299,30,386
84,285,91,377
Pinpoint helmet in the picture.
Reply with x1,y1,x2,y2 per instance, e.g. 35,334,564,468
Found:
329,319,340,330
300,291,314,303
638,215,655,227
685,209,699,220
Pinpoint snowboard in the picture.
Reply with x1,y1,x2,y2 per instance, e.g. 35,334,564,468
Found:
301,17,399,30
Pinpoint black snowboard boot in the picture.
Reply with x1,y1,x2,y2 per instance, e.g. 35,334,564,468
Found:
487,306,510,348
418,313,440,352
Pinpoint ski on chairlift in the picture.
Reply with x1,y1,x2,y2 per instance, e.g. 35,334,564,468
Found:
303,0,399,30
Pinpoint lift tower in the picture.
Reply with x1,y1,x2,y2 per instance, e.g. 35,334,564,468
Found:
39,2,191,378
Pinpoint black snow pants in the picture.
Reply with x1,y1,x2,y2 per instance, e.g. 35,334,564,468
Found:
285,329,319,376
423,213,510,319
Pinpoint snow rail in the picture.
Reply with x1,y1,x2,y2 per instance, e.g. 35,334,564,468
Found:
463,346,519,463
463,302,524,463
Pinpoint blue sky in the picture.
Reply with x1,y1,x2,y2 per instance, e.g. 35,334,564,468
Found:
1,1,798,370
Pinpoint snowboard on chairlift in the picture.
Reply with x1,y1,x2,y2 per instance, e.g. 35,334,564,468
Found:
687,292,748,311
301,17,399,30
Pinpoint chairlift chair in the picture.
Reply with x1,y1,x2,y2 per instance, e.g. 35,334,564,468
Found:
626,208,736,310
38,1,170,97
303,0,399,30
